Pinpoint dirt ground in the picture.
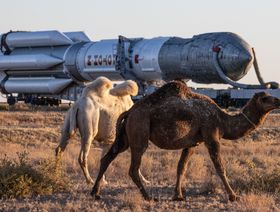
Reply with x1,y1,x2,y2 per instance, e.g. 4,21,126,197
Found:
0,106,279,211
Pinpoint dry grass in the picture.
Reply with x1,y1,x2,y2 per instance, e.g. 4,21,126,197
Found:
232,194,278,211
0,106,279,211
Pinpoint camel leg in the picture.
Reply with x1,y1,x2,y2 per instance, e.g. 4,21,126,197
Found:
100,144,111,185
78,134,94,184
77,107,99,184
205,139,239,202
126,113,151,200
129,146,150,200
91,139,129,199
96,145,150,186
173,147,194,201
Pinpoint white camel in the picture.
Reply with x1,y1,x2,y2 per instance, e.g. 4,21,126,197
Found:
55,77,148,184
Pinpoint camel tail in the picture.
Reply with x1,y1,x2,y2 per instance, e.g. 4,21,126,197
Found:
55,105,78,156
112,111,130,153
69,105,78,135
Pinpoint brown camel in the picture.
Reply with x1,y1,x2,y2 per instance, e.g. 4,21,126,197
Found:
91,81,280,202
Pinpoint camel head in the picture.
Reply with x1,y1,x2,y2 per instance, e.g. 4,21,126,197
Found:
110,80,138,97
251,92,280,112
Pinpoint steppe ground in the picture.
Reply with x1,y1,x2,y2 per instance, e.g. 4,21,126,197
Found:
0,104,279,211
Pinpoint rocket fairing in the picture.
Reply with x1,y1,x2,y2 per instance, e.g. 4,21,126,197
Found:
0,30,271,100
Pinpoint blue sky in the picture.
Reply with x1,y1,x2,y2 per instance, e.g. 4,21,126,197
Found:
1,0,280,85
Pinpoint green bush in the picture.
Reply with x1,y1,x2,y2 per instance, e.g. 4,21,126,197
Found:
0,151,71,198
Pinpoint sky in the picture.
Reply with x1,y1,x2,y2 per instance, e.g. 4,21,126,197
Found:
1,0,280,86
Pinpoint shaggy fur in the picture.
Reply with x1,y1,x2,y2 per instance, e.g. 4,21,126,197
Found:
91,81,280,202
55,77,148,184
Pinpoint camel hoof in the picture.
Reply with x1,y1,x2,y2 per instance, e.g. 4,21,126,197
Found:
90,191,101,200
86,179,94,184
229,194,240,202
55,147,61,157
172,196,185,201
92,194,101,200
143,196,159,202
142,179,151,185
144,196,152,201
102,177,109,186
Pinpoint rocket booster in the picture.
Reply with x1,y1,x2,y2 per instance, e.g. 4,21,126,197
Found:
0,30,261,98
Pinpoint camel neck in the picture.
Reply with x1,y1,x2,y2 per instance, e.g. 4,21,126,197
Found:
221,105,267,140
240,111,258,129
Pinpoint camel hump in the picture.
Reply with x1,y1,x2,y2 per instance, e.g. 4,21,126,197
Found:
82,77,113,97
141,80,191,105
159,80,191,96
110,80,138,97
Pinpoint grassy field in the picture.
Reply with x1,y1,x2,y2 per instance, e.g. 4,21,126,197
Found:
0,105,279,211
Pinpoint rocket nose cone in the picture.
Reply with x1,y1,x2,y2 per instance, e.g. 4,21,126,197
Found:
217,33,254,81
239,50,253,64
234,48,254,75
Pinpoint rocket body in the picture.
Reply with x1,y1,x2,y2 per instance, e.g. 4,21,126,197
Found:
0,30,254,99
